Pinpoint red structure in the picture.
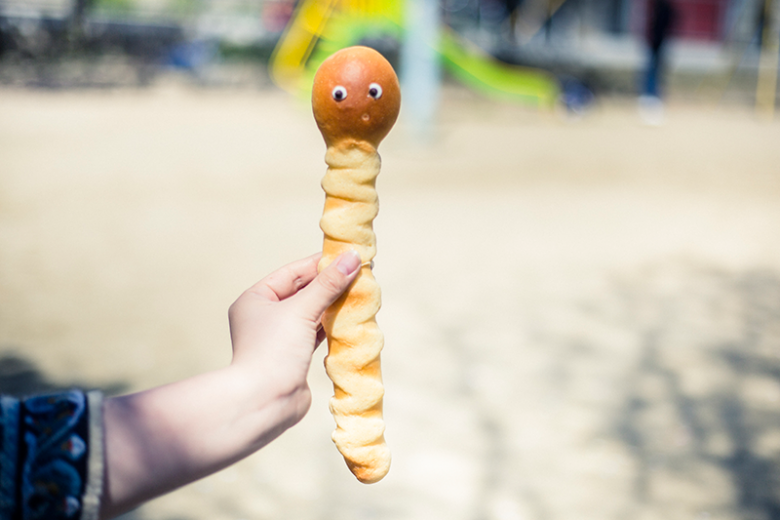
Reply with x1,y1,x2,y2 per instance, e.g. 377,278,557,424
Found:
632,0,731,41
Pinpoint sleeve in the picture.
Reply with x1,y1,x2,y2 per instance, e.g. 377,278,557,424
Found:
0,390,104,520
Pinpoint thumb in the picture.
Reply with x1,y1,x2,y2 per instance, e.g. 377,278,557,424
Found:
294,250,362,321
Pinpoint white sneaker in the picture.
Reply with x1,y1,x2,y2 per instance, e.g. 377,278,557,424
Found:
638,95,664,126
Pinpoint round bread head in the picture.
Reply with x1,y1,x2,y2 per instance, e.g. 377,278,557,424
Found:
312,46,401,148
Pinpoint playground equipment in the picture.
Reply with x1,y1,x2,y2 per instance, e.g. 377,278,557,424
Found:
756,0,779,118
697,0,779,117
269,0,559,107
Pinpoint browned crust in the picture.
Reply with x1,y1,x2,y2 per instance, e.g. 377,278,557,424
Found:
312,46,401,149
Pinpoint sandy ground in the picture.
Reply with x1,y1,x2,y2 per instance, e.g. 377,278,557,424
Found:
1,85,780,520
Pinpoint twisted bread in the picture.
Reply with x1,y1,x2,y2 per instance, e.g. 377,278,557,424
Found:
312,46,400,484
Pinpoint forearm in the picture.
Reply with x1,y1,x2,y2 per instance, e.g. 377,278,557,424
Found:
98,251,359,518
100,364,307,519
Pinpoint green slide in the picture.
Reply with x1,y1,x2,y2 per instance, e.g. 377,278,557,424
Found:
439,28,559,107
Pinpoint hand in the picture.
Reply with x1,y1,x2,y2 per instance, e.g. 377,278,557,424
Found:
100,251,361,519
228,250,362,424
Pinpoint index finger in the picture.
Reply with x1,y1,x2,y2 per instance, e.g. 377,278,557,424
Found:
248,253,322,302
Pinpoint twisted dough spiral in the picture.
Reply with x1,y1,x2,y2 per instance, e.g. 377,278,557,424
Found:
312,46,400,484
318,142,389,484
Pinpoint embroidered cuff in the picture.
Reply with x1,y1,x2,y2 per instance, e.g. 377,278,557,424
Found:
0,390,103,520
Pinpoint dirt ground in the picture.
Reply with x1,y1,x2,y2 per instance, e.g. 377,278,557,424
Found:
1,84,780,520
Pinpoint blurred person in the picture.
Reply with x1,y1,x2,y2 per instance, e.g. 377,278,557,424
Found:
504,0,523,41
0,251,362,520
639,0,676,124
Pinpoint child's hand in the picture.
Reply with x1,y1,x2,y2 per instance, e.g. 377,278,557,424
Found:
101,251,360,519
228,251,362,423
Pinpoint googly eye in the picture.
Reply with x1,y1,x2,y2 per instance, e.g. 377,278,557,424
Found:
368,83,383,99
332,86,347,101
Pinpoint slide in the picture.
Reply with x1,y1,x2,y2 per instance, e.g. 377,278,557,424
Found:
439,28,558,107
269,0,559,108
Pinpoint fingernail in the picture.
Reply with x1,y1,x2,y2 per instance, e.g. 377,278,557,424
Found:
336,250,361,275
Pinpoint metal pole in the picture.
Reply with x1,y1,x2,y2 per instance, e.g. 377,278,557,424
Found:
400,0,442,142
756,0,779,118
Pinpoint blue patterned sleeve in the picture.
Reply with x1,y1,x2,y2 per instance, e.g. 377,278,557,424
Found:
0,390,103,520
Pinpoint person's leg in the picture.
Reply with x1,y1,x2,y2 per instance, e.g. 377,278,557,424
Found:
645,48,660,98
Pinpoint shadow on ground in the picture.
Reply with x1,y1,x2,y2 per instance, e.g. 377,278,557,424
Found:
613,266,780,520
0,350,126,397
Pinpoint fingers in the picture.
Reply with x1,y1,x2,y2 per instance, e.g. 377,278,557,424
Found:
248,253,322,302
293,250,361,322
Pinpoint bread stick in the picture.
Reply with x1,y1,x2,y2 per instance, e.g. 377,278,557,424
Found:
312,46,401,484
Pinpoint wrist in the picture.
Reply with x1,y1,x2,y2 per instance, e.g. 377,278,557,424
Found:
222,363,311,447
